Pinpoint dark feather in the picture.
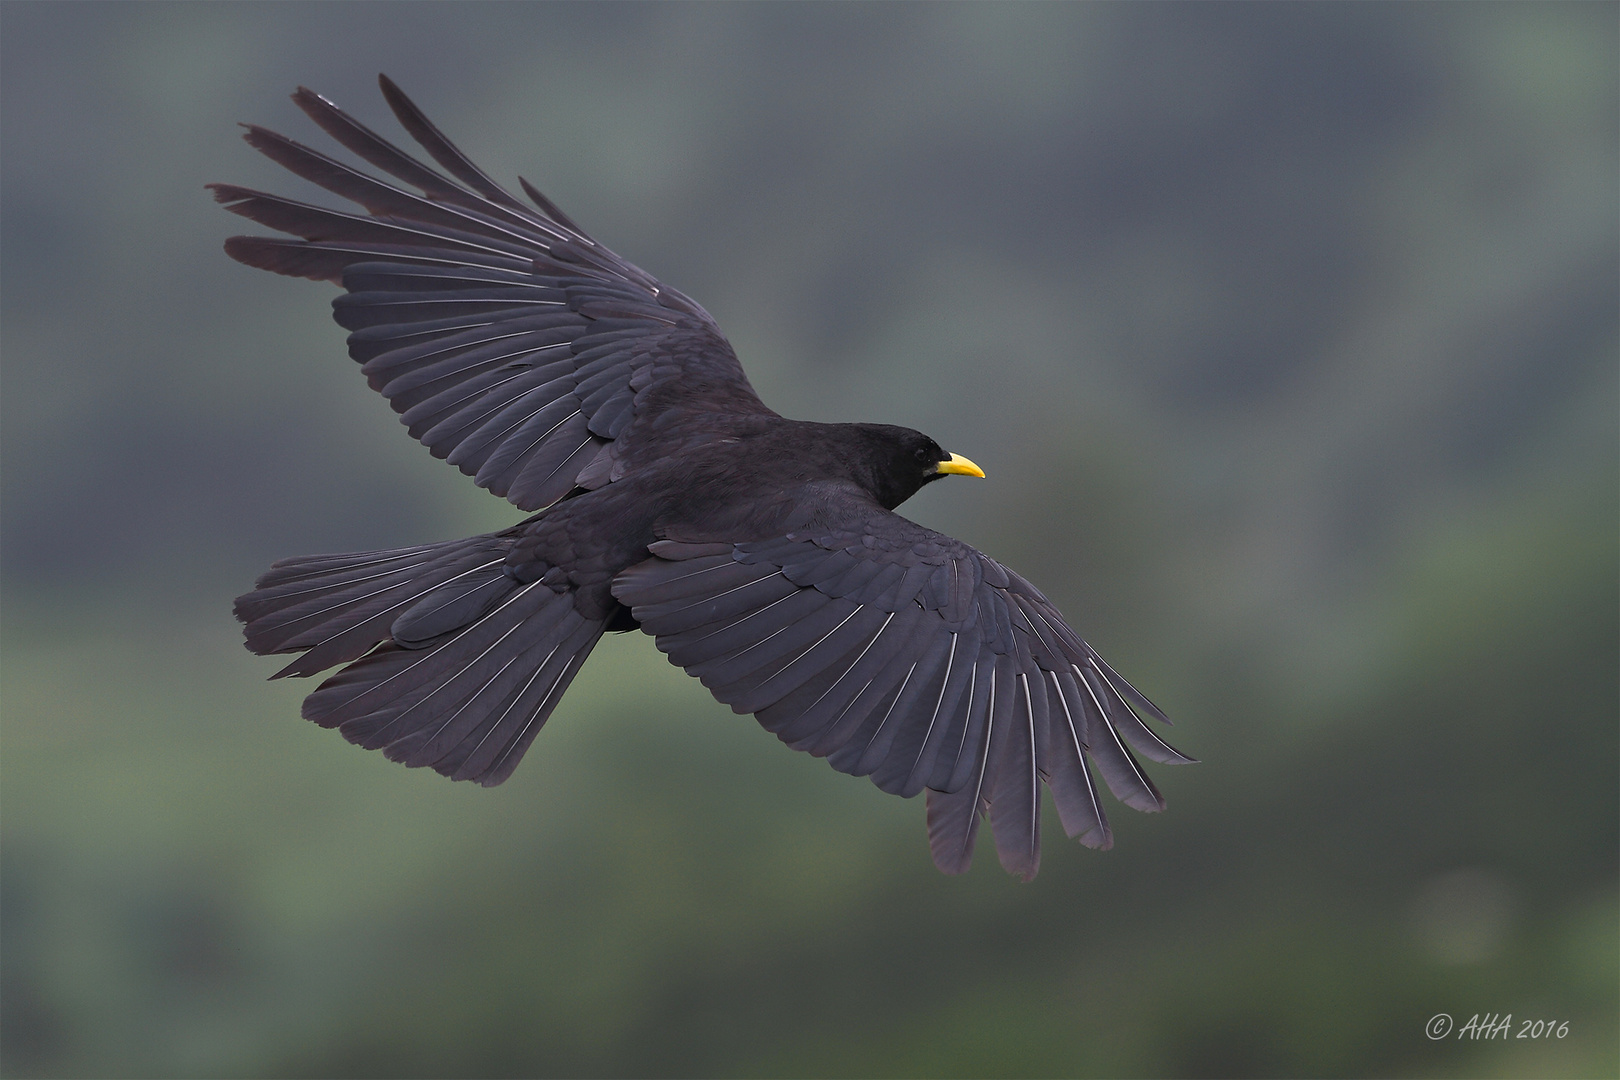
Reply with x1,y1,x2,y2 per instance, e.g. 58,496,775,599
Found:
1074,665,1166,813
210,184,536,262
236,538,510,677
987,667,1043,881
1044,669,1113,849
221,79,773,512
879,627,979,796
925,659,998,875
615,512,1189,877
378,74,538,221
519,175,587,236
290,85,518,221
238,124,560,251
224,79,1191,880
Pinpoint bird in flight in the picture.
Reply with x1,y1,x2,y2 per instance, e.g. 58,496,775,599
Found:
219,76,1194,881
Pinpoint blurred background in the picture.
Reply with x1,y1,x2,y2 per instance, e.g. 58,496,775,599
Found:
2,2,1614,1077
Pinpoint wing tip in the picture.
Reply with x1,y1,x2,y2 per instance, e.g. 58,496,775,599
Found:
1122,790,1167,814
1133,739,1200,766
376,72,412,118
1076,825,1115,851
996,850,1041,882
291,84,334,112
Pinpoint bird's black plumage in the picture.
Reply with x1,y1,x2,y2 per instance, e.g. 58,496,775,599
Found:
222,76,1193,880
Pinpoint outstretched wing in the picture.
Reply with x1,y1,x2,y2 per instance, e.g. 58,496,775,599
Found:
212,75,774,511
612,516,1194,881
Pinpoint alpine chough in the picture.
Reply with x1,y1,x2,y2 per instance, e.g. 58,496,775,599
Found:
219,76,1194,881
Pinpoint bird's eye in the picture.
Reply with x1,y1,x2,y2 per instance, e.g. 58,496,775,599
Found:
915,447,931,463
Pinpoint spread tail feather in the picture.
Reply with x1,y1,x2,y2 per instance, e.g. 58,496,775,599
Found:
236,533,610,785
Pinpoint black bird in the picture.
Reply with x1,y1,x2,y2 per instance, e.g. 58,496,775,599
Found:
220,76,1194,881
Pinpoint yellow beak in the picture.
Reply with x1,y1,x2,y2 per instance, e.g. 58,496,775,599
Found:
936,452,986,478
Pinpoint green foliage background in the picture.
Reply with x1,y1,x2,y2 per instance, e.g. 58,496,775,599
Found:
2,3,1615,1077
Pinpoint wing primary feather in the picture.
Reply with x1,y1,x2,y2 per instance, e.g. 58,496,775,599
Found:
942,650,998,793
1045,670,1113,849
987,671,1041,880
925,660,998,874
982,659,1038,880
388,348,573,415
1088,651,1176,726
935,654,979,792
292,86,467,200
291,84,557,242
1022,671,1039,848
222,235,532,281
1087,661,1198,764
209,185,537,262
1074,663,1166,812
967,664,997,821
403,371,555,441
377,74,539,220
1082,650,1172,725
238,124,562,252
519,175,587,236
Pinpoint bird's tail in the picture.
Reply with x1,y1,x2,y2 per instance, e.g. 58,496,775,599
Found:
234,534,608,785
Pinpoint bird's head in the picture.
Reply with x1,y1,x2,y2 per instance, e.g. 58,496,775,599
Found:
856,424,984,510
